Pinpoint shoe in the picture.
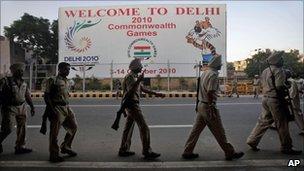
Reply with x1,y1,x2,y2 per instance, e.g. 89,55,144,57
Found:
182,153,199,159
247,143,260,151
281,149,302,155
118,151,135,157
225,152,244,161
50,155,64,163
61,148,77,157
0,144,3,154
143,152,161,159
15,147,33,154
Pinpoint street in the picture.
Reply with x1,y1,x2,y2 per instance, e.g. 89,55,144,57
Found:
0,97,303,170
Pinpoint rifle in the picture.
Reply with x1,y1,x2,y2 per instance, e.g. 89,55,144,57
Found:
267,62,294,121
195,62,202,112
111,72,144,130
40,105,49,135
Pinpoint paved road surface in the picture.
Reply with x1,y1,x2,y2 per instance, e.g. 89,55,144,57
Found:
0,97,303,170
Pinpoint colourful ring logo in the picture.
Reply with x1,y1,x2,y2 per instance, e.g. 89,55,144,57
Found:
64,20,101,53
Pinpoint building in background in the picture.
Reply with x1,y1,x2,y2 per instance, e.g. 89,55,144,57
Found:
0,36,11,76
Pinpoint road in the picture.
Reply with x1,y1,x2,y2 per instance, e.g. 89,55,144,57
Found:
0,97,303,170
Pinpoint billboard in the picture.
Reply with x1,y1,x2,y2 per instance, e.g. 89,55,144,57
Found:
58,4,227,78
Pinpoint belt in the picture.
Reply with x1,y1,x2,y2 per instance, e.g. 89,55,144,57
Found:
53,102,68,106
263,95,278,99
199,101,216,105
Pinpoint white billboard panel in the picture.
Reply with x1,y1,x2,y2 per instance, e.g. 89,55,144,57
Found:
59,4,227,77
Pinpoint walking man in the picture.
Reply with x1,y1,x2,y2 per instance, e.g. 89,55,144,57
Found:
118,58,165,159
253,75,261,98
182,55,244,160
246,51,302,155
0,63,35,154
228,77,239,98
44,62,78,162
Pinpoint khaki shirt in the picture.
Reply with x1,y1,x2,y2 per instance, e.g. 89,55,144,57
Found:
232,79,237,87
253,78,261,86
288,78,301,113
0,77,28,105
199,68,219,103
261,65,286,97
122,72,141,102
44,75,69,105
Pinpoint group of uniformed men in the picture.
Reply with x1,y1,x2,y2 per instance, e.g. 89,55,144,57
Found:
0,51,302,163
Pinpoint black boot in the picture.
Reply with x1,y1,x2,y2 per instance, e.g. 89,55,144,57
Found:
143,152,161,159
50,155,64,162
226,152,244,161
15,147,33,154
182,153,199,159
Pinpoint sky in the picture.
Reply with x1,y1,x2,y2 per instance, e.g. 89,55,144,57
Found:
0,0,303,62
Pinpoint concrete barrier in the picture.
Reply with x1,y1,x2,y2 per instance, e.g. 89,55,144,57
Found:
30,91,199,99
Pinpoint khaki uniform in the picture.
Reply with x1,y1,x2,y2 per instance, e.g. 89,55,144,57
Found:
229,79,239,97
247,66,293,150
184,68,235,157
253,78,261,98
119,72,151,154
288,78,304,132
44,76,77,157
0,77,29,148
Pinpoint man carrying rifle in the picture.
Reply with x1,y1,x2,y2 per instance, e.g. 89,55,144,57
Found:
44,62,78,162
118,58,165,159
182,55,244,160
247,51,302,155
270,70,304,136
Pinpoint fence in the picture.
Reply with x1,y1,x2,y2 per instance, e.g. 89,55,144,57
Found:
2,62,257,94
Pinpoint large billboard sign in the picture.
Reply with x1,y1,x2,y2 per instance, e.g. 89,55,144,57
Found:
59,4,227,78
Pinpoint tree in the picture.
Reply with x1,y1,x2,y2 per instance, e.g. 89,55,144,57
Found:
4,13,58,63
244,49,303,78
227,62,235,71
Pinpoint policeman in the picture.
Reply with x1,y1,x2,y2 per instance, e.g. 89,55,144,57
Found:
44,62,78,162
228,77,239,98
182,55,244,160
118,58,165,159
253,75,261,98
246,52,302,155
0,63,35,154
269,70,304,135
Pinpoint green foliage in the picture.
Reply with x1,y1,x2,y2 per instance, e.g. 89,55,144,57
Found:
244,49,303,78
4,13,58,63
227,62,235,71
87,77,102,90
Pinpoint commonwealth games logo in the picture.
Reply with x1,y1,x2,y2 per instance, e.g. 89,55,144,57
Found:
64,20,101,53
127,38,157,60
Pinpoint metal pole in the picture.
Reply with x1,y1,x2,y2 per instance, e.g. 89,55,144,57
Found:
82,63,86,94
167,60,170,92
29,61,33,91
110,60,113,92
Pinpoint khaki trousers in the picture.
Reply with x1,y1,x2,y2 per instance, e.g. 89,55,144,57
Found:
0,103,27,148
253,86,260,97
247,97,293,150
49,105,77,156
184,103,235,157
119,104,151,154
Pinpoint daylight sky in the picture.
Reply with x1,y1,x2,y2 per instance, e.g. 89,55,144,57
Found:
0,0,303,62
